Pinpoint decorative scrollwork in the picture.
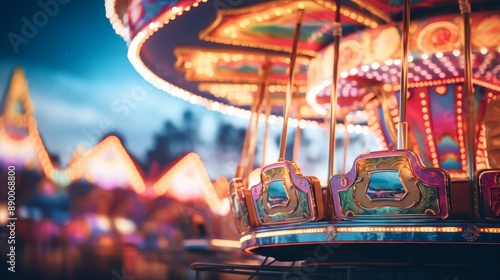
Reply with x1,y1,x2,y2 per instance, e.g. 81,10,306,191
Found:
326,225,338,241
462,225,480,242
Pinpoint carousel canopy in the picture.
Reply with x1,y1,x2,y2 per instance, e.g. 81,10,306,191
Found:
106,0,500,176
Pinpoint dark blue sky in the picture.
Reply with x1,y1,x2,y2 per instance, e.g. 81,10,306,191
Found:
0,0,249,168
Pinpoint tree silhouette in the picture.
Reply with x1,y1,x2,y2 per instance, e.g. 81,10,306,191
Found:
145,110,201,174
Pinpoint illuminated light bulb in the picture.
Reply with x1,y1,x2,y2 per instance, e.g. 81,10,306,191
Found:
299,119,307,128
149,22,160,30
435,51,443,58
354,125,362,134
480,48,488,54
421,53,429,60
371,62,380,69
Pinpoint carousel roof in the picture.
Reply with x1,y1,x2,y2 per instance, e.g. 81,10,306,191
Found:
106,0,500,176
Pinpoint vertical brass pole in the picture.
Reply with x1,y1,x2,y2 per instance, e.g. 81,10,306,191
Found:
278,9,304,161
235,84,261,178
459,0,477,217
342,117,351,174
246,63,270,177
293,108,302,162
262,83,272,166
328,0,342,178
460,0,476,180
397,0,410,150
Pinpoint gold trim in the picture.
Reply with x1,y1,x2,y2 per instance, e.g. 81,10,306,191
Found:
350,0,392,23
262,167,298,215
173,46,311,84
473,78,500,93
352,157,422,209
240,226,500,243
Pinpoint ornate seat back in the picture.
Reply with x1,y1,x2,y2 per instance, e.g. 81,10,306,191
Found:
248,161,324,226
329,150,450,220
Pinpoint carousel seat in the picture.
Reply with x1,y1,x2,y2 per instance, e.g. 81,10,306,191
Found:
229,178,254,233
329,150,451,220
246,161,325,227
477,169,500,220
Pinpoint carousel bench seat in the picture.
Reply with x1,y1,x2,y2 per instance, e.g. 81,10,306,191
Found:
247,161,325,227
329,150,451,220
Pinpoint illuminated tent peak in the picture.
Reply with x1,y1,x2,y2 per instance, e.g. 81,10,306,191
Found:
66,135,146,194
0,68,54,176
1,67,35,127
153,152,230,216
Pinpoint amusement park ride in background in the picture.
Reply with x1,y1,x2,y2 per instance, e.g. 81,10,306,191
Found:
106,0,500,277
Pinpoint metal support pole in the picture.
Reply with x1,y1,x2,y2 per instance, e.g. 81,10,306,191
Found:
246,63,270,177
293,108,302,162
328,0,342,178
235,85,261,178
397,0,410,150
459,0,477,217
460,0,476,180
262,86,272,166
278,9,304,161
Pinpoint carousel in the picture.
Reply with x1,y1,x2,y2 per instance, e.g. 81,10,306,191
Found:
106,0,500,278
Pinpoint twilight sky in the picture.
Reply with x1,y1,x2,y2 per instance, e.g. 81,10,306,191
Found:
0,0,251,167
